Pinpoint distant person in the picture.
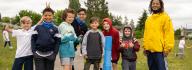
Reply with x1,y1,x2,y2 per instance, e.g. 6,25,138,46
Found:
176,36,185,59
2,25,13,49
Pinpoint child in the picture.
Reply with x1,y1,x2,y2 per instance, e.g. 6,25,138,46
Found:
5,16,34,70
176,36,185,59
2,25,13,49
58,8,77,70
72,8,88,52
31,7,60,70
82,17,105,70
119,25,140,70
102,18,120,70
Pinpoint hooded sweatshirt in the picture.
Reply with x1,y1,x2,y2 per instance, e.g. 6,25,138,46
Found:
102,18,120,61
119,26,140,61
143,12,174,53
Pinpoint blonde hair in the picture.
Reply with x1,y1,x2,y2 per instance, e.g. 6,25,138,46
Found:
20,16,32,24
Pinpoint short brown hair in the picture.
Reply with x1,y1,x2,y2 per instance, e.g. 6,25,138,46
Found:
90,17,99,23
77,8,86,13
42,7,54,14
62,8,75,21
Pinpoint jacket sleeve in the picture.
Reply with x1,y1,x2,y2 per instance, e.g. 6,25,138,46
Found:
53,28,61,54
163,16,175,53
143,18,149,50
99,31,105,55
31,27,38,53
133,38,140,52
114,31,120,59
81,31,90,55
58,24,75,43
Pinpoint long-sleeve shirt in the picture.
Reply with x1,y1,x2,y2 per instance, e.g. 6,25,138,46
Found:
82,29,105,59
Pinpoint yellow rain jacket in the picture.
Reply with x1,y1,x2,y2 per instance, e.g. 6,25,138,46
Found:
143,12,174,53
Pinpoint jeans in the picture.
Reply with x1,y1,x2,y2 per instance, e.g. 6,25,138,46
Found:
12,55,33,70
147,52,166,70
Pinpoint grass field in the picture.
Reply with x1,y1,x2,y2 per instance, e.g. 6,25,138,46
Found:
0,26,192,70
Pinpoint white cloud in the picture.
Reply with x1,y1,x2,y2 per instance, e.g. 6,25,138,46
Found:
0,0,191,29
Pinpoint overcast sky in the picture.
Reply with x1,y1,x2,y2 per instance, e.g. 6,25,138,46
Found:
0,0,192,29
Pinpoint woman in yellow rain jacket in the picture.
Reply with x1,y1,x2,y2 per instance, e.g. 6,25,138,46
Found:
143,0,174,70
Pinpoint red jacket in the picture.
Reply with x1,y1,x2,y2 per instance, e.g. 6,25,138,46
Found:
102,18,120,61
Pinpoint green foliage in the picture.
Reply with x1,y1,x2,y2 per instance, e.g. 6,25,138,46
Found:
54,10,64,25
18,10,41,25
85,0,109,22
175,28,181,39
135,10,148,39
68,0,81,12
1,17,10,23
135,30,143,39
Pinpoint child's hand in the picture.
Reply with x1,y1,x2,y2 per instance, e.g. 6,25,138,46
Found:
121,43,125,47
37,16,45,25
129,42,134,48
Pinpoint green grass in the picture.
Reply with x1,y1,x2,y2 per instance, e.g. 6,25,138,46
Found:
0,25,192,70
117,39,192,70
0,27,17,70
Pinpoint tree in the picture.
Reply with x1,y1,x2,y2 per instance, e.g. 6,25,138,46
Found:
135,10,148,38
112,16,123,26
124,16,129,25
85,0,109,22
1,17,10,23
129,19,135,29
0,13,1,22
54,10,64,25
175,28,181,39
17,10,41,25
68,0,80,12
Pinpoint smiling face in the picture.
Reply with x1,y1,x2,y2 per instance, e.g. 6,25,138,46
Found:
20,17,32,30
90,21,99,30
152,0,161,11
65,13,75,24
43,12,54,22
78,11,86,21
103,21,110,31
124,28,131,37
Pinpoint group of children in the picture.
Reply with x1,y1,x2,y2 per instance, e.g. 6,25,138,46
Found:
4,5,142,70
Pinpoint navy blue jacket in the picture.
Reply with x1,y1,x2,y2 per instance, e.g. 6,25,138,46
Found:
31,25,60,54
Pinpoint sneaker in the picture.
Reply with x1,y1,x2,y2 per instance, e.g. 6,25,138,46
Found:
9,46,13,49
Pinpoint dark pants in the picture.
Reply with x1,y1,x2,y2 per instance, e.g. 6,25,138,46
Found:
34,53,56,70
12,55,33,70
84,59,101,70
147,52,166,70
4,41,12,47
